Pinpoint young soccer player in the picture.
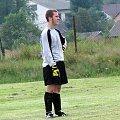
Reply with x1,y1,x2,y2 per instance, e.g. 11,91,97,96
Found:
40,9,68,118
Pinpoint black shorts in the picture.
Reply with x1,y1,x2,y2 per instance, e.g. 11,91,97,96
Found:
43,61,68,86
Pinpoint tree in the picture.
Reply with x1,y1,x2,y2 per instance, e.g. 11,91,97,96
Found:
104,0,120,4
0,0,16,24
67,0,113,33
75,7,113,32
15,0,28,12
75,8,96,32
90,0,103,10
0,0,39,49
70,0,87,13
1,9,41,49
0,0,36,24
64,13,73,29
15,0,36,20
70,0,103,13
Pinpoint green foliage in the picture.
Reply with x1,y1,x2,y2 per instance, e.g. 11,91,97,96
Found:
64,13,73,29
68,0,112,32
76,8,94,32
75,7,113,32
0,0,15,24
0,0,29,24
1,38,120,84
65,30,74,42
65,38,120,78
0,44,42,84
15,0,29,12
103,28,110,38
1,9,41,49
0,0,39,49
3,43,41,60
70,0,103,13
104,0,120,4
0,59,42,84
17,43,41,60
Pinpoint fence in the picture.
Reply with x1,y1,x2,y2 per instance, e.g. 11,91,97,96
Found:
1,6,120,84
0,37,5,60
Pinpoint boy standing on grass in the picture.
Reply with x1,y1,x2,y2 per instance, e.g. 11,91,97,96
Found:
40,9,68,118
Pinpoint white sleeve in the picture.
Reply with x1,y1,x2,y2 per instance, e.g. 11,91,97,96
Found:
41,32,56,66
63,38,67,48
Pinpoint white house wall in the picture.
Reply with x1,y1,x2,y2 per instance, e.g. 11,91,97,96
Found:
29,1,68,30
35,4,48,30
61,14,65,21
29,1,48,30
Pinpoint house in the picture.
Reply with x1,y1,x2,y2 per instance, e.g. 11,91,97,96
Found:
114,13,120,23
29,0,70,33
103,4,120,37
110,21,120,37
103,4,120,22
77,31,103,39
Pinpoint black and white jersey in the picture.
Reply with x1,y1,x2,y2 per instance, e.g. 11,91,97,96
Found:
40,26,67,67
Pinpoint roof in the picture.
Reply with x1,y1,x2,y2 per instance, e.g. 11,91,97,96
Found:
103,4,120,18
110,21,120,37
30,0,70,10
77,31,103,39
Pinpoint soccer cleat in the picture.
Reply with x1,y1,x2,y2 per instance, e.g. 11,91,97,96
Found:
55,111,67,117
46,112,54,118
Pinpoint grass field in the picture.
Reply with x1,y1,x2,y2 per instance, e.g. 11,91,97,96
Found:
0,76,120,120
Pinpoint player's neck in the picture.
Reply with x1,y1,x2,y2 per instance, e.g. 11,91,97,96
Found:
47,22,56,29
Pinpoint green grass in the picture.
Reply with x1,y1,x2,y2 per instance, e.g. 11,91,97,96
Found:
0,59,43,84
1,39,120,84
0,76,120,120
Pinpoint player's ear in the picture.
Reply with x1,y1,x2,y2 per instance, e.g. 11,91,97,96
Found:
48,17,52,21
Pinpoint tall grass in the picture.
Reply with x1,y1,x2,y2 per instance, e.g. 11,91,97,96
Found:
1,38,120,84
0,59,43,84
5,43,41,60
65,38,120,78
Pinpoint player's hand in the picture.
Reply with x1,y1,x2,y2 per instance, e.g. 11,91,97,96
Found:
52,64,59,77
62,45,66,53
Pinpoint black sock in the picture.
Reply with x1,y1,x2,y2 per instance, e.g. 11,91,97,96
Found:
53,93,61,114
44,92,53,113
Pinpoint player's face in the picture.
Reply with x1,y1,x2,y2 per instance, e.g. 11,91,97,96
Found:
51,12,60,26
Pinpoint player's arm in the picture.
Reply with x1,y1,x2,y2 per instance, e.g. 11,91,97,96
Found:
41,32,55,66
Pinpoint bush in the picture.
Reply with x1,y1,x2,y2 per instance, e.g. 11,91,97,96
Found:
0,59,43,84
8,43,41,60
1,38,120,84
64,38,120,78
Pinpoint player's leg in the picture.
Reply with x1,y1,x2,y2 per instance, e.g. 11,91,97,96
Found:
53,85,67,116
44,85,55,118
